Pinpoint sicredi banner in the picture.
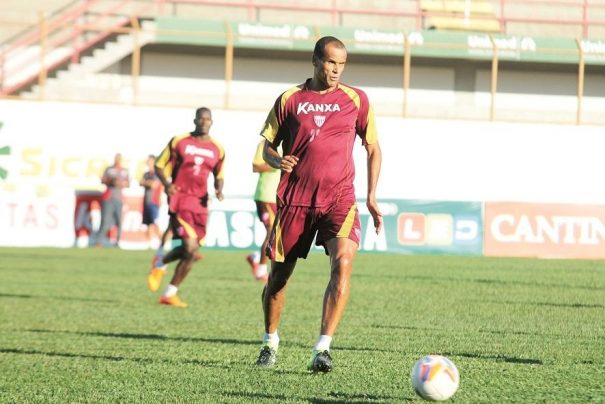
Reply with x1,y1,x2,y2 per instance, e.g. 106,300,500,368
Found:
484,202,605,259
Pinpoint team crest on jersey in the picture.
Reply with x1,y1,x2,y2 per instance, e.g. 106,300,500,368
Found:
296,102,340,114
313,115,326,127
185,144,215,158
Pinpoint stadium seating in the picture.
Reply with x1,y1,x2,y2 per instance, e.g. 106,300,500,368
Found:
420,0,501,32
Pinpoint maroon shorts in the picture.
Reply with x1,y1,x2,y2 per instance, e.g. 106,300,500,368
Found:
267,196,361,262
172,209,208,244
255,200,278,227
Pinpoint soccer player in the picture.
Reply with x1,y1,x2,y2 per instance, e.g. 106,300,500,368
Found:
255,36,383,372
245,139,280,282
139,154,163,249
146,107,225,308
92,153,130,247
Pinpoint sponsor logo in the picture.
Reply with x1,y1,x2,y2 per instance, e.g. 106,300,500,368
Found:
184,144,214,158
490,214,605,245
397,212,479,246
484,202,605,259
296,102,340,114
313,115,326,127
237,23,310,40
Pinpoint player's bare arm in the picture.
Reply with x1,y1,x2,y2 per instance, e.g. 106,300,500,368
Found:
365,142,383,234
155,165,178,196
263,140,298,173
214,178,224,201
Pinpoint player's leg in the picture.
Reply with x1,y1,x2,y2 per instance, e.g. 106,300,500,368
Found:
249,201,276,282
113,199,123,246
93,199,112,246
256,259,295,367
308,200,360,373
159,210,206,308
257,205,314,367
158,237,197,308
147,214,174,292
321,237,357,335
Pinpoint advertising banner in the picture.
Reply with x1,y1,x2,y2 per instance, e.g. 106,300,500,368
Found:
0,187,75,247
383,199,483,255
154,17,605,65
484,202,605,259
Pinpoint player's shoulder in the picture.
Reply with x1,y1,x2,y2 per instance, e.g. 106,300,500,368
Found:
170,132,191,146
278,83,305,102
338,82,368,98
208,136,225,156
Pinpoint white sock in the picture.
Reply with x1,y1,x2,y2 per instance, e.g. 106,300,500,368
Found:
163,284,178,297
313,335,332,352
256,264,268,277
263,331,279,349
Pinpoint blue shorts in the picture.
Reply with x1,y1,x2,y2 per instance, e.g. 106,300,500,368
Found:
142,203,160,225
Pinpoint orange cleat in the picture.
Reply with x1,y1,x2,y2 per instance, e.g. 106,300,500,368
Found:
159,295,187,308
147,267,166,292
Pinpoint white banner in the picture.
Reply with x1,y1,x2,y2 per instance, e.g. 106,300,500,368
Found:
0,99,603,248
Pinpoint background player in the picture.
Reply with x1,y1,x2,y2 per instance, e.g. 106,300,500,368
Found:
146,107,225,308
139,154,163,249
92,152,130,247
245,139,280,282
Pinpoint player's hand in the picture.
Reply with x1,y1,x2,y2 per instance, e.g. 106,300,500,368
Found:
166,183,179,196
215,190,224,201
280,155,299,173
366,199,383,234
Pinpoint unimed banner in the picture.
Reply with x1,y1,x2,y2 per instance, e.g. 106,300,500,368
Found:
484,202,605,259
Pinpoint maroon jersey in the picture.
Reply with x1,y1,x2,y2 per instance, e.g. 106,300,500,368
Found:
156,133,225,213
260,79,378,207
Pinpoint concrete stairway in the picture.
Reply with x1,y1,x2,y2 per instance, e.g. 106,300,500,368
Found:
22,20,156,101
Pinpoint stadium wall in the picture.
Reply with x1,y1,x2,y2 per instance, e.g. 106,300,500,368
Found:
0,99,603,257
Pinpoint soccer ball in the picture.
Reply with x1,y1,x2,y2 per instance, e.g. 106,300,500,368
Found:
411,355,460,401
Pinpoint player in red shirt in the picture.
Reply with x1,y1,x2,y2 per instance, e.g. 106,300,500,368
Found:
255,36,383,372
146,107,225,308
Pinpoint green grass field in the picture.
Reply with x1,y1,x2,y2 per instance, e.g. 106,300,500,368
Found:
0,247,603,403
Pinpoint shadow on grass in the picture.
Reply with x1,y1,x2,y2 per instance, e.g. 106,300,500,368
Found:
0,347,221,367
26,329,258,345
0,292,113,303
371,323,593,338
0,292,32,299
357,273,604,291
443,351,543,365
477,299,604,309
222,390,408,403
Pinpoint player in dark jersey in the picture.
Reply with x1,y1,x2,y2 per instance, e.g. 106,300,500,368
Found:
146,107,225,308
255,36,383,372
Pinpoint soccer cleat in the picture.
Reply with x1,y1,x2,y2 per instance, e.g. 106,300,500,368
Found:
147,268,166,292
159,295,188,308
256,345,277,368
246,253,268,282
246,253,259,271
307,350,332,373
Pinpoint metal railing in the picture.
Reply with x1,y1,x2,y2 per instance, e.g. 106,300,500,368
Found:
0,0,603,125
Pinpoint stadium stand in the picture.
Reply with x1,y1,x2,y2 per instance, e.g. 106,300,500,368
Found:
1,0,604,124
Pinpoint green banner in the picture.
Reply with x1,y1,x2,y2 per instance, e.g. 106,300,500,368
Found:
155,17,605,65
202,198,483,256
379,199,483,256
155,17,226,46
230,22,315,50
